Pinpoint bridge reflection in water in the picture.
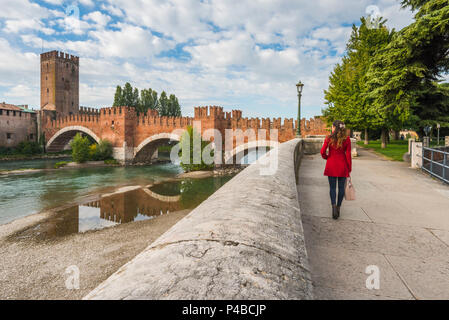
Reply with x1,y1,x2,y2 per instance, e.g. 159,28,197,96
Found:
14,176,233,241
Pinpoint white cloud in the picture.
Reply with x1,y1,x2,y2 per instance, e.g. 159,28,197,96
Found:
83,11,111,28
0,0,416,118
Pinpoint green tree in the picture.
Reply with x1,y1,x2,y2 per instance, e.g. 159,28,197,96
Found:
179,126,214,172
112,83,182,117
140,88,159,113
323,17,394,146
70,133,90,163
113,85,124,106
367,0,449,140
121,82,135,108
158,91,169,116
168,94,181,117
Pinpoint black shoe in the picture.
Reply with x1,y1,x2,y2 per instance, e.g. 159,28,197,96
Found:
336,206,341,219
332,205,338,220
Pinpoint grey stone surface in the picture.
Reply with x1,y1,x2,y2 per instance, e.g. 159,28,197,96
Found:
85,139,313,300
300,148,449,300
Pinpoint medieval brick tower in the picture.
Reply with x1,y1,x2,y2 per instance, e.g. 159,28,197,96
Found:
40,50,79,116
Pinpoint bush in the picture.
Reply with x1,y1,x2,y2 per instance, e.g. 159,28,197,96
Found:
104,159,119,165
87,139,113,161
70,133,91,163
54,161,70,169
96,140,113,160
17,141,42,155
0,141,42,156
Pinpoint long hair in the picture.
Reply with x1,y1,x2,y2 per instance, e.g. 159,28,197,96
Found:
328,120,348,148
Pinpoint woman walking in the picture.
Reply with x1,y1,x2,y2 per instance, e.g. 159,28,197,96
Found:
320,120,352,219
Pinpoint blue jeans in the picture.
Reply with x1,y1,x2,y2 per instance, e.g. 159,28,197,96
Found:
328,177,346,206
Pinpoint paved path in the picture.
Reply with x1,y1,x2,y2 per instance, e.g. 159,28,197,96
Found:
299,148,449,300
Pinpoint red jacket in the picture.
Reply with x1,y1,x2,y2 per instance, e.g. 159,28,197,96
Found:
320,136,352,177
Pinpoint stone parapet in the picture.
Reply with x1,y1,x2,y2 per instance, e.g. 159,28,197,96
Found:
84,139,313,300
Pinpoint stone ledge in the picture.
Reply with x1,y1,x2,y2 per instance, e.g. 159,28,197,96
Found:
84,138,313,300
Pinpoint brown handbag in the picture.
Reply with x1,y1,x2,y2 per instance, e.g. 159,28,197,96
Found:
344,177,356,201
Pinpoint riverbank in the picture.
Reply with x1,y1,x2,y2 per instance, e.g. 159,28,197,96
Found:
176,166,244,179
0,166,236,299
0,161,244,177
0,152,71,162
0,160,120,176
0,207,191,299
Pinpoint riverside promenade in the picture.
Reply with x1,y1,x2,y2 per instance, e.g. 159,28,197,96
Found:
299,147,449,300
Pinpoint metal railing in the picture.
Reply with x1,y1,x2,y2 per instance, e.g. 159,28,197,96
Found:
422,146,449,184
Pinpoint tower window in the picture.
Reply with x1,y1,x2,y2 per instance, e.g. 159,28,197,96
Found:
6,133,12,139
46,76,47,80
47,88,49,93
62,77,64,81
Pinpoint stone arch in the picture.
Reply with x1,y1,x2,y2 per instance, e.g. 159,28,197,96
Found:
133,132,182,163
224,140,279,164
46,126,100,152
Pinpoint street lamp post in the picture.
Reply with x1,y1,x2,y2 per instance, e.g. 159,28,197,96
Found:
296,81,304,137
437,123,440,145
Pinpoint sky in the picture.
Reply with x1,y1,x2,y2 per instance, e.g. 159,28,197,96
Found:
0,0,415,119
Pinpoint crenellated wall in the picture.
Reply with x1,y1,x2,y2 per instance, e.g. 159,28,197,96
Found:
43,105,329,163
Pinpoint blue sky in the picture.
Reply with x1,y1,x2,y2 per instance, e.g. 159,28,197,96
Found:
0,0,414,119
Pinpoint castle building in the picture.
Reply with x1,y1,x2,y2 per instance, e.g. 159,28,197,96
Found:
40,50,79,116
0,103,37,148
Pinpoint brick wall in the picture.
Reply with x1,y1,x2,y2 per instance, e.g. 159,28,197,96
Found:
44,105,330,154
0,109,37,148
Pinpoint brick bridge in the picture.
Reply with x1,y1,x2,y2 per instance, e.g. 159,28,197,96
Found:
43,106,329,164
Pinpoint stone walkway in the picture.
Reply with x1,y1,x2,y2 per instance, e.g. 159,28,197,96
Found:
299,148,449,300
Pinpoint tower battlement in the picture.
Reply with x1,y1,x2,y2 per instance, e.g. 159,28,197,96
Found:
40,50,79,116
40,50,79,65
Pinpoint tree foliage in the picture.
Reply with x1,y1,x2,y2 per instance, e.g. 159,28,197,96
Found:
113,82,181,116
323,17,394,139
324,0,449,146
367,0,449,137
70,133,91,163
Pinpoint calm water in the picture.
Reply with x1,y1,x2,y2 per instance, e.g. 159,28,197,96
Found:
0,149,262,226
12,176,233,241
0,157,72,171
0,163,185,225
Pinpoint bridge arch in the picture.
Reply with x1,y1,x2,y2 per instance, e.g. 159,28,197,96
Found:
46,126,100,152
224,140,279,164
134,132,182,163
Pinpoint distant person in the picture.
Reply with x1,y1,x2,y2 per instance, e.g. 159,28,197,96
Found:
320,120,352,219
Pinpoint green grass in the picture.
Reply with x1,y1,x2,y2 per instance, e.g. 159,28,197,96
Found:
104,159,119,165
54,161,70,169
357,140,408,161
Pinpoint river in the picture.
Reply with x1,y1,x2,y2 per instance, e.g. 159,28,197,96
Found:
0,161,234,227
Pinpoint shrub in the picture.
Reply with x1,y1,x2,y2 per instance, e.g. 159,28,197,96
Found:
70,133,91,163
179,126,214,172
54,161,70,169
17,141,41,155
89,144,98,160
104,159,119,165
96,140,113,160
